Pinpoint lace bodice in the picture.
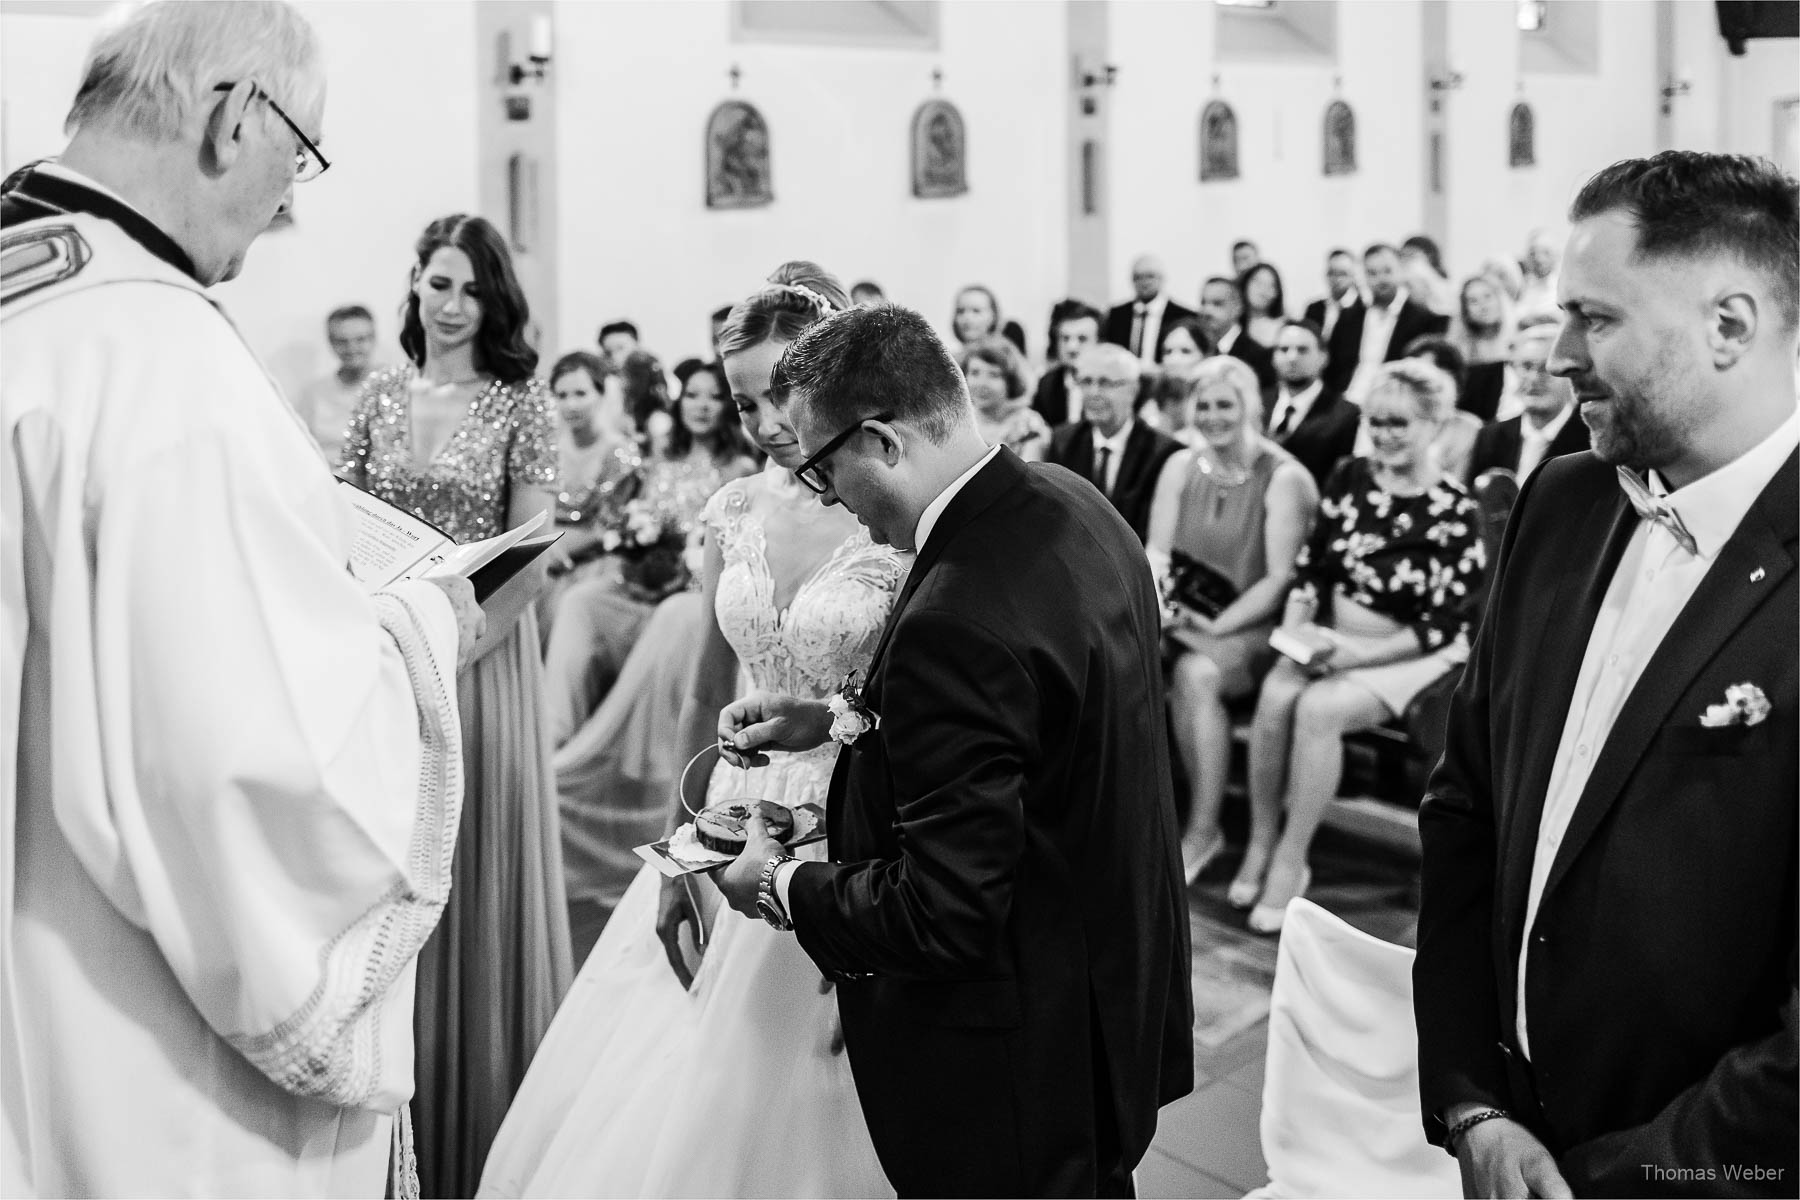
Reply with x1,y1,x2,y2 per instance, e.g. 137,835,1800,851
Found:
702,472,908,702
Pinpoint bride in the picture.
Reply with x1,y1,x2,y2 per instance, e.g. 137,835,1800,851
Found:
480,263,906,1199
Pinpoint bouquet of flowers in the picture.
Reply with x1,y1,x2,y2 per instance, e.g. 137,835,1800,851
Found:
601,496,692,602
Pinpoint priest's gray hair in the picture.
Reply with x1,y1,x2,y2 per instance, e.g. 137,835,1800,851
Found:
65,1,323,143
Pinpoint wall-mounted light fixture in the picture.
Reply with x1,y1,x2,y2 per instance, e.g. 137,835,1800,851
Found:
1659,72,1693,116
502,16,552,121
1076,62,1117,116
1428,70,1465,93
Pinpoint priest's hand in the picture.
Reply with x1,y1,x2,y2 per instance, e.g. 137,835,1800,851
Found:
424,576,486,673
718,691,832,768
1455,1115,1571,1199
716,812,784,918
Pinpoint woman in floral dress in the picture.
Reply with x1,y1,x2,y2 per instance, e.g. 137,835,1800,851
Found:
1236,358,1486,933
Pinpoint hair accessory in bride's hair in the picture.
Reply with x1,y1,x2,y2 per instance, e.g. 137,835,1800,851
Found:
779,283,837,316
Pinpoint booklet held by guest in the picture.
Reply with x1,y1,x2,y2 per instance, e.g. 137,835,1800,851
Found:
338,479,560,654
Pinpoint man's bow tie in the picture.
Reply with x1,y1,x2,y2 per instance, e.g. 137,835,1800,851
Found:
1616,466,1699,556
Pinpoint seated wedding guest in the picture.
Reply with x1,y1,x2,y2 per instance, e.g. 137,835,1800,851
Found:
1104,253,1197,365
1,4,483,1192
1416,151,1797,1198
1048,343,1182,541
1269,318,1359,487
1478,253,1525,304
1146,357,1319,883
1235,359,1484,935
1035,300,1101,426
294,303,379,461
851,279,886,306
1466,320,1588,483
620,346,671,445
1157,316,1213,372
1325,242,1450,397
539,351,643,640
1304,248,1364,343
1447,273,1513,420
1403,334,1484,481
340,211,568,1199
1232,238,1261,275
1514,225,1561,322
1141,362,1201,443
1198,274,1276,393
1239,262,1289,347
951,282,1027,356
960,335,1050,461
542,361,753,750
1401,234,1457,317
598,318,639,366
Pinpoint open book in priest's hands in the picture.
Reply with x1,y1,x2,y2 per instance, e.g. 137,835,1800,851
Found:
338,478,562,657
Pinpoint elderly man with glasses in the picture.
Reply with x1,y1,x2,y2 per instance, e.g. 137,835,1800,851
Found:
1044,342,1182,541
1,3,484,1196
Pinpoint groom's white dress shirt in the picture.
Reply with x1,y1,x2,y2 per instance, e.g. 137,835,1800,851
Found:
773,445,1003,913
1515,410,1799,1060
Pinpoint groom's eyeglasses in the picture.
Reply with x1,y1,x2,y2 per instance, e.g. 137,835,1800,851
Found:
792,411,896,495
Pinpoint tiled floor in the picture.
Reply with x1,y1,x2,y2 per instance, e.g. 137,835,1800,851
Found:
1142,819,1422,1198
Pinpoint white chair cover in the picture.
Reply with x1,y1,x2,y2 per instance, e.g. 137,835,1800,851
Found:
1246,898,1462,1199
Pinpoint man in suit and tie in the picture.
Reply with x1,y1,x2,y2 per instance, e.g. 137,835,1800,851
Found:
1324,242,1449,397
1414,151,1798,1197
715,304,1194,1196
1046,343,1182,541
1466,321,1590,484
1035,301,1101,428
1302,248,1365,345
1267,318,1358,487
1197,275,1276,395
1102,254,1196,366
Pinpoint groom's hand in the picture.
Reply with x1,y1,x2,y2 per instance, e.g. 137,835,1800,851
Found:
717,691,833,768
716,812,784,918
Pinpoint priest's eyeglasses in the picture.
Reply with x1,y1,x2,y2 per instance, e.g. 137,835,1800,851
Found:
213,82,331,182
792,411,897,495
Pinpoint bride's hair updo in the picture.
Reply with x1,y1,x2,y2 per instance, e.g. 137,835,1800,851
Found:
717,261,851,360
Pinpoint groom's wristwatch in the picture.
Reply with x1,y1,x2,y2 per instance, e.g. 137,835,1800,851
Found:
756,853,797,930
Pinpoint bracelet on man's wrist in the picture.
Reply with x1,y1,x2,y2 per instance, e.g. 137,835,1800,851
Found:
1444,1108,1511,1155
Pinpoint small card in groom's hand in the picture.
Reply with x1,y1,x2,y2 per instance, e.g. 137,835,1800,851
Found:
1166,548,1240,619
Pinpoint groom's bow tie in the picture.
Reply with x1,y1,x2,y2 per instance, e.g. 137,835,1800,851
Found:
1616,466,1698,556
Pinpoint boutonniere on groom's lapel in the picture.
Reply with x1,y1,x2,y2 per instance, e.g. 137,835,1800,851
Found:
827,670,882,746
1699,682,1771,728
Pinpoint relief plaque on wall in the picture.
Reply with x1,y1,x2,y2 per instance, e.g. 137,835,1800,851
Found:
1323,100,1356,176
1509,101,1536,168
911,99,967,198
1200,100,1239,182
706,100,773,209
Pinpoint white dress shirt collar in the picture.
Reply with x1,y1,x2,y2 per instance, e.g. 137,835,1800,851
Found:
1649,408,1799,560
1274,380,1324,432
1216,325,1240,354
912,444,1003,553
35,161,141,212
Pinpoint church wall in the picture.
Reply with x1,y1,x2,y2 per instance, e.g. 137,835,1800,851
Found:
1441,0,1660,283
548,0,1069,365
1103,0,1430,320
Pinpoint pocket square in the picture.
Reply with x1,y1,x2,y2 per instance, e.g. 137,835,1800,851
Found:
1699,682,1770,728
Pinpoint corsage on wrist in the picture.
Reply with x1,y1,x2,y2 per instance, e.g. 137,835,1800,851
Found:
827,670,881,746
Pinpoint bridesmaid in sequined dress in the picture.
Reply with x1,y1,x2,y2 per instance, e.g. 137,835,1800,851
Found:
339,214,571,1200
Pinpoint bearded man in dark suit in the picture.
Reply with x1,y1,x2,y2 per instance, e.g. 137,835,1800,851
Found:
1414,151,1799,1198
1324,242,1449,396
715,304,1193,1197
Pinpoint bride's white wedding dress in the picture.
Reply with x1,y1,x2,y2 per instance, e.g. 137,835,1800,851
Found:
480,472,907,1199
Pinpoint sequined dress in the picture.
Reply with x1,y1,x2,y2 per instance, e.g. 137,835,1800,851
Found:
340,366,573,1199
480,469,907,1199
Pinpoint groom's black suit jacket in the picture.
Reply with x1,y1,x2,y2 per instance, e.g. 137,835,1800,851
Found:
1414,449,1799,1195
788,448,1195,1197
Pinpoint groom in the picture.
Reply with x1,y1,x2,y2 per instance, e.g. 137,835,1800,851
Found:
716,304,1194,1198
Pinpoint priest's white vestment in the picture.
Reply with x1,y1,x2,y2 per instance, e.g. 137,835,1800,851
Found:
0,213,464,1197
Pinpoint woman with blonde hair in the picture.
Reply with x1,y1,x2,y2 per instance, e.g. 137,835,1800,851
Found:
1233,358,1484,933
1145,356,1319,882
